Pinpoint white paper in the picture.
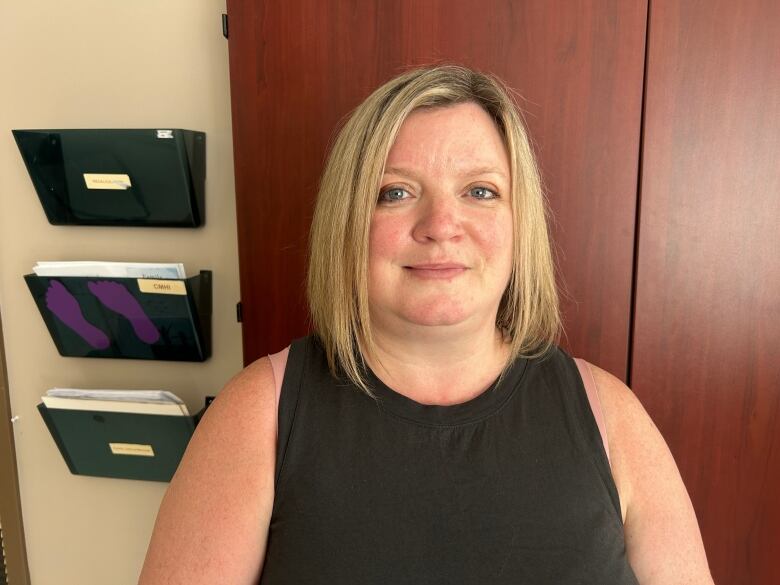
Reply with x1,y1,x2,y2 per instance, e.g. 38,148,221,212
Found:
46,388,184,404
33,261,186,279
43,389,190,416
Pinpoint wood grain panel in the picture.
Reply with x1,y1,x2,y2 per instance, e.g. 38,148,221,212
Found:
226,0,647,378
633,1,780,582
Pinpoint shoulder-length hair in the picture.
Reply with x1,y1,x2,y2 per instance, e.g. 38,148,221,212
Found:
307,64,561,394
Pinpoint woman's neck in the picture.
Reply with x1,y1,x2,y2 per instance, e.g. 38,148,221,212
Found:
363,322,511,406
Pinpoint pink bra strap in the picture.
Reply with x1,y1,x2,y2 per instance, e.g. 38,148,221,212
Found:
268,346,290,438
573,358,611,466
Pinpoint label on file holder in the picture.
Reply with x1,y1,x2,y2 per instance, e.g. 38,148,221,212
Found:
110,443,155,457
83,173,132,190
137,279,186,295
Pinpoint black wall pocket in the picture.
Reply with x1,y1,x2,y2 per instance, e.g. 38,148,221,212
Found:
24,270,212,361
13,128,206,227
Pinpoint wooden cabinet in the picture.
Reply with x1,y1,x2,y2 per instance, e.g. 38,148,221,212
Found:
225,1,779,582
632,0,780,581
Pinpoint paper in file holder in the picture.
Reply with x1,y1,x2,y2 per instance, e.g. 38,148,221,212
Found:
37,404,197,482
12,129,206,227
24,271,212,361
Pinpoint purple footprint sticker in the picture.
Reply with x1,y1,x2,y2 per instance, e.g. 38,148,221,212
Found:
45,280,111,349
88,280,161,344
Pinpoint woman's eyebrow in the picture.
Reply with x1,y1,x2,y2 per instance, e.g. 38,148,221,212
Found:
382,165,508,179
382,166,418,178
457,165,508,179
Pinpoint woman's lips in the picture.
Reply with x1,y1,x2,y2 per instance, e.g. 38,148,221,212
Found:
404,264,468,279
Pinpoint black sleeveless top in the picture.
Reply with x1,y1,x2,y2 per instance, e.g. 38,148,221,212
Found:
259,336,639,584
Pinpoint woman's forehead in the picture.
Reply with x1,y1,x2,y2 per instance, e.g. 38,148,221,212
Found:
384,103,510,178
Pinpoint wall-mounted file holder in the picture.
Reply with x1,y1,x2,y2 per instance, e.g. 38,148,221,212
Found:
37,404,196,482
12,128,205,227
24,271,212,361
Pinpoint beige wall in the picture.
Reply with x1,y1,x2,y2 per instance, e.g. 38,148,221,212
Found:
0,2,242,584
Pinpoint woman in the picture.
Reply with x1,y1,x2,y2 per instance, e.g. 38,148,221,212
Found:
139,66,713,584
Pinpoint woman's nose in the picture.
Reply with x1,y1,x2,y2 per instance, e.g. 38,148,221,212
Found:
411,195,463,242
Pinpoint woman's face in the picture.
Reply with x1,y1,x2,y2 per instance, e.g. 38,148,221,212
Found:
367,101,513,336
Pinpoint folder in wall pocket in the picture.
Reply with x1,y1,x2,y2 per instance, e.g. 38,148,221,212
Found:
37,403,196,482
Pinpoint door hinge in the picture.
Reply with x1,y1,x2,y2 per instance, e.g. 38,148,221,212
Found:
236,301,242,322
222,14,229,39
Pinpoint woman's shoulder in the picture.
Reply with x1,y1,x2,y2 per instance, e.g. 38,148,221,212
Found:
580,361,713,583
577,362,652,502
569,360,656,518
216,355,277,412
193,355,280,440
183,354,278,480
137,356,279,584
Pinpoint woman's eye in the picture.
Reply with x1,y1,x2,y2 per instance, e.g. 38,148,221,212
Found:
469,186,498,200
378,187,409,202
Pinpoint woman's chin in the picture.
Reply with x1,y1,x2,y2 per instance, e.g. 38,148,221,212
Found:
371,297,497,331
399,306,472,328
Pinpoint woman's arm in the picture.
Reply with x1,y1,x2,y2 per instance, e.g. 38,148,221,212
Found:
138,357,277,585
589,364,715,584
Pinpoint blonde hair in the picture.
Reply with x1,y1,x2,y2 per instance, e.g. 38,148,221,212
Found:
307,64,561,393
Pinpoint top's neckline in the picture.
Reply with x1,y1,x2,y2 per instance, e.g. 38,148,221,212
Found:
364,357,528,427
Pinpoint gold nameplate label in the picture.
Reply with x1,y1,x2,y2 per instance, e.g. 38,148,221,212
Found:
83,173,132,190
137,279,186,295
109,443,155,457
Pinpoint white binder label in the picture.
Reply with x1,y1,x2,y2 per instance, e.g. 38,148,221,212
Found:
137,279,186,295
109,443,155,457
83,173,132,190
